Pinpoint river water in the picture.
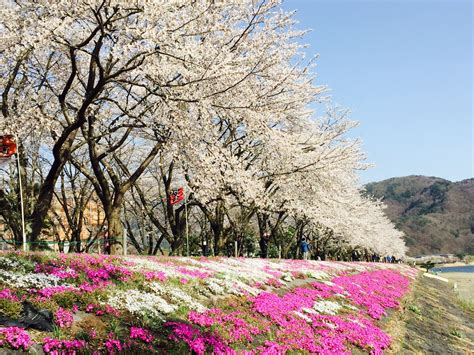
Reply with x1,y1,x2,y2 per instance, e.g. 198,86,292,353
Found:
430,265,474,273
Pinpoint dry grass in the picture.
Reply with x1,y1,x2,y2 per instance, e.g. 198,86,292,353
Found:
384,274,474,354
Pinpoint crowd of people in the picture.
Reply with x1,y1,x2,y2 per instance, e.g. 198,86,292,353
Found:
300,239,403,263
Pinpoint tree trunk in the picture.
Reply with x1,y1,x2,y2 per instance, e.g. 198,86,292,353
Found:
107,210,123,255
211,223,226,256
69,229,82,253
58,240,65,253
257,212,270,258
30,133,78,249
259,237,269,258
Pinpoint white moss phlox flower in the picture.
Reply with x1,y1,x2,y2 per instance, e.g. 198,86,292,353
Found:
149,282,206,312
0,269,63,289
106,289,177,320
293,311,312,323
306,270,330,280
312,300,342,315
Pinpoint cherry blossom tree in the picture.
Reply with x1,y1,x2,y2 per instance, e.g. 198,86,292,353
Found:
1,0,407,257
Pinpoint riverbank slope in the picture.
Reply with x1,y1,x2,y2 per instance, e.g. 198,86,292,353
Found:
387,273,473,354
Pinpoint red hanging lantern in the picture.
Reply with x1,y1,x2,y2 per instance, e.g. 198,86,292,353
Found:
0,135,17,158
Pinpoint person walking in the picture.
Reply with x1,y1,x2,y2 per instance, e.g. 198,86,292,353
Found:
301,238,310,260
202,240,209,257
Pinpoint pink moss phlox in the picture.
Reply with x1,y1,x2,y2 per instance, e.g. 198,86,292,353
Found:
78,281,110,293
248,269,410,353
256,340,290,355
309,314,391,353
42,337,86,354
103,263,133,281
104,333,124,354
143,271,167,282
188,309,222,327
189,309,261,343
130,327,154,343
0,327,32,351
266,278,283,288
165,322,233,355
85,268,110,282
0,288,19,301
333,270,410,319
54,307,74,328
177,267,213,279
51,269,78,279
34,263,78,280
252,289,319,326
85,304,121,317
71,256,134,283
309,282,343,298
104,305,121,317
275,317,317,352
262,267,283,279
34,286,77,299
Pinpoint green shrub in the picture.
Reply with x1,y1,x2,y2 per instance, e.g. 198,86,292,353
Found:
407,304,422,315
29,298,59,314
78,289,108,306
462,255,474,264
52,326,66,340
53,291,79,308
0,299,23,319
174,305,190,318
449,328,462,338
0,255,35,273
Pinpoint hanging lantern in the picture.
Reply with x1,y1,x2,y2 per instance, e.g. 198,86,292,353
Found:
0,135,17,158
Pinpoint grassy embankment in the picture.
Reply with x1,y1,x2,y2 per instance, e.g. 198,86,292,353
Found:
385,271,474,354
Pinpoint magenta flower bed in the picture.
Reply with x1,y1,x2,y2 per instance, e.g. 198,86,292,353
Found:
171,269,409,354
0,327,32,351
0,252,418,354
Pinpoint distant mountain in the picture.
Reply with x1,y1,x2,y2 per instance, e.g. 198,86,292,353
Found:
365,176,474,256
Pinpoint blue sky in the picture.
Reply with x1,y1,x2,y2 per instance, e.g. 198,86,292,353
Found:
282,0,472,183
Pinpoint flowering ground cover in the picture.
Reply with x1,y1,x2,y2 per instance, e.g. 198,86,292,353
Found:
0,252,418,354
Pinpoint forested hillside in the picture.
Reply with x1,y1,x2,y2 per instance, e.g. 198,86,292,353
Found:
365,176,474,256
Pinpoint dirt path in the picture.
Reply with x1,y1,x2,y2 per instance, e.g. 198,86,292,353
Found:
386,274,474,354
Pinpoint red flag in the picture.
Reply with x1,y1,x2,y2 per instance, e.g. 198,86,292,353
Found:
169,187,185,205
0,135,17,158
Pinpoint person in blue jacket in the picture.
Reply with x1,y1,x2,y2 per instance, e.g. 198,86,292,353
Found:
301,238,310,260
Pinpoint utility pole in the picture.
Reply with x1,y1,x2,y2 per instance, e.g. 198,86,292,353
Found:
123,227,128,256
15,136,27,252
122,208,127,256
184,186,189,257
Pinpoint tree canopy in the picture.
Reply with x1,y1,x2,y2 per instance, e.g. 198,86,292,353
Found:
0,0,406,258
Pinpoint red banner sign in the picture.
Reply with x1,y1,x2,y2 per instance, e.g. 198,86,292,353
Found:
0,135,17,158
169,187,185,205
